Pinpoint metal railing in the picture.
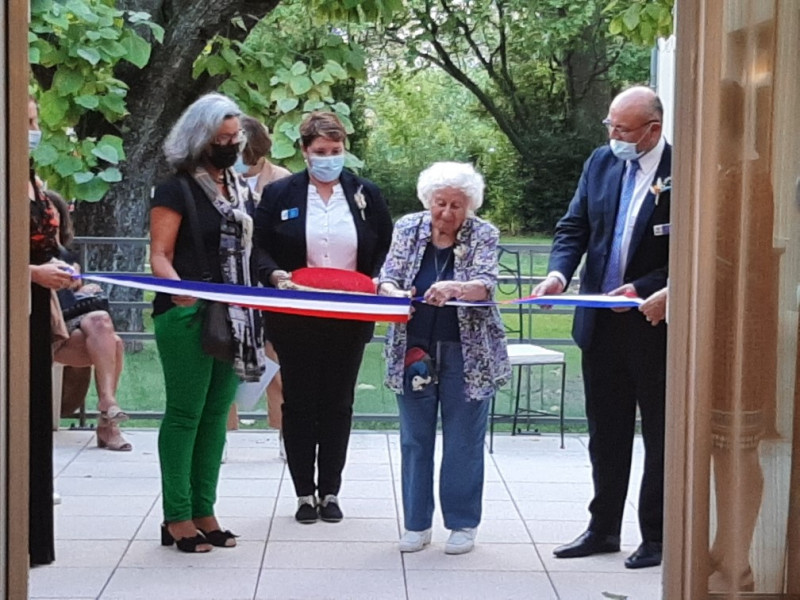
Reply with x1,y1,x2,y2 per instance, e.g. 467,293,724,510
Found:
68,236,581,427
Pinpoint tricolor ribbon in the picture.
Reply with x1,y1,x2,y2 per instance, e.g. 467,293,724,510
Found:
84,274,412,323
83,274,643,321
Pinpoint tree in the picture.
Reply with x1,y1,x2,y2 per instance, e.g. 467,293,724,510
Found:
30,0,282,335
351,0,650,231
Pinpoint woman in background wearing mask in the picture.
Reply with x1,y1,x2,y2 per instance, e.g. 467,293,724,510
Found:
150,93,263,553
234,115,291,197
253,111,392,523
227,115,290,456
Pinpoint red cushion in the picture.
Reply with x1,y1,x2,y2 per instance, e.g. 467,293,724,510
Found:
290,267,376,294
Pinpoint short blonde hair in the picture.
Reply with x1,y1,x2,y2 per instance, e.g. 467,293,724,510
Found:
417,162,485,212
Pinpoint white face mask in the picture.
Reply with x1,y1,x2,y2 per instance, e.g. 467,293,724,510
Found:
609,123,653,161
29,130,42,152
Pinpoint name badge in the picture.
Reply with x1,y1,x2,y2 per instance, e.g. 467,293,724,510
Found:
281,207,299,221
653,223,671,236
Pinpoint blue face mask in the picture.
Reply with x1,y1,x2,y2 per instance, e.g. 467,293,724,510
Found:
609,123,653,161
29,130,42,152
308,154,344,183
609,139,643,161
233,156,249,174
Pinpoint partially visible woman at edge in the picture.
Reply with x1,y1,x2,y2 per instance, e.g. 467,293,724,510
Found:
28,96,75,566
378,161,510,556
227,115,290,456
253,111,393,524
150,93,264,553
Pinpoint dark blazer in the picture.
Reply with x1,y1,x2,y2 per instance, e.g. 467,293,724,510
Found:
253,169,393,286
548,143,672,350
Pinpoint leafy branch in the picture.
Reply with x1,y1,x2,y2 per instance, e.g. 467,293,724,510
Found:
29,0,163,201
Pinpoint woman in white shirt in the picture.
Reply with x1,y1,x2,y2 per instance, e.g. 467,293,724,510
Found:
253,112,393,524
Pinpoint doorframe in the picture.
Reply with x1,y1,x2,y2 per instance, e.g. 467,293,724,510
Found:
2,0,33,597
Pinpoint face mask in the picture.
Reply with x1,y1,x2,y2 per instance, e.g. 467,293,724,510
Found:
233,156,249,174
207,143,239,170
308,154,344,183
29,130,42,152
609,123,652,161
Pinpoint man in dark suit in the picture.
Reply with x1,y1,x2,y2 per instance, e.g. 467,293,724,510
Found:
533,86,670,569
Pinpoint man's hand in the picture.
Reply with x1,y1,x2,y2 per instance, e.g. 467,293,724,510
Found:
606,283,638,312
531,275,565,310
639,287,668,325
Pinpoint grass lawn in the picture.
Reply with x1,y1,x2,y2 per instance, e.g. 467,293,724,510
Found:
73,239,587,432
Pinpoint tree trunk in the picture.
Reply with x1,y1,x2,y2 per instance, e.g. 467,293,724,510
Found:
73,0,280,342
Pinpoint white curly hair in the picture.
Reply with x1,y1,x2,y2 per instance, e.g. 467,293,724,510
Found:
416,161,485,213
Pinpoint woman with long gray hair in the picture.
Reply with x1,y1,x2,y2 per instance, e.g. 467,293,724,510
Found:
150,93,263,553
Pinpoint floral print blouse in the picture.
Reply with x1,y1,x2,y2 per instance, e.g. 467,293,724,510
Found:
379,211,511,400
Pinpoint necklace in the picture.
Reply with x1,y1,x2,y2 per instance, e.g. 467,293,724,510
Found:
433,245,453,282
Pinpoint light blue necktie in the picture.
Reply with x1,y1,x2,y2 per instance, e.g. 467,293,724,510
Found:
601,159,640,293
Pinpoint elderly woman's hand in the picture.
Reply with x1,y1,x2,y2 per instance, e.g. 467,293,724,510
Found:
424,281,464,307
377,282,414,298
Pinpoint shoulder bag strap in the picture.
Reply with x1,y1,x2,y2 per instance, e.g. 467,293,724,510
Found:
177,174,213,283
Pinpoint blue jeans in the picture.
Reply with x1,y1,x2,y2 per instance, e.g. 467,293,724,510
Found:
397,341,490,531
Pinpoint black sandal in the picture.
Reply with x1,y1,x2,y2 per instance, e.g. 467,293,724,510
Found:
161,523,212,553
197,528,238,548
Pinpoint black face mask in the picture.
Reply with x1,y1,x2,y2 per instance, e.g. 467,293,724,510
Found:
207,143,239,170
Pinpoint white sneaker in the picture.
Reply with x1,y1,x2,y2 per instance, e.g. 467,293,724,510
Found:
399,529,432,553
445,528,476,555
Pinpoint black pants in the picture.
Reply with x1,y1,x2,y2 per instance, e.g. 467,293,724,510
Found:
266,313,371,497
581,309,667,543
30,284,55,565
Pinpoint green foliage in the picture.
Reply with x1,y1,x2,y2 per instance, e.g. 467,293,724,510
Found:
360,69,523,217
29,0,162,201
193,1,367,172
605,0,674,46
355,0,650,232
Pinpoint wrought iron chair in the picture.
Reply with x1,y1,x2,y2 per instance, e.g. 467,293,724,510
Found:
489,246,566,452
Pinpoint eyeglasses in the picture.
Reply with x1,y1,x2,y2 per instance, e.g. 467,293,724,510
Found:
214,129,247,149
601,118,660,136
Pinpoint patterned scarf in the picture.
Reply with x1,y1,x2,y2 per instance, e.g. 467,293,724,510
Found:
192,167,265,382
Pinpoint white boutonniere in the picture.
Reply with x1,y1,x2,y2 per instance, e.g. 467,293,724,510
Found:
453,243,466,260
650,176,672,206
354,185,366,220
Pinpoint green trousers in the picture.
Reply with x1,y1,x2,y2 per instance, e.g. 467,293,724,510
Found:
154,303,238,522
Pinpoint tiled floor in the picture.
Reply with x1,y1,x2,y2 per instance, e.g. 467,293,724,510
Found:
33,429,663,599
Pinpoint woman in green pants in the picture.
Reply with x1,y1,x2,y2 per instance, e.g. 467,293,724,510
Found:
150,93,264,553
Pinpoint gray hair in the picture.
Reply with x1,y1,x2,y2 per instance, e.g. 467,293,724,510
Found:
417,161,485,212
163,93,242,171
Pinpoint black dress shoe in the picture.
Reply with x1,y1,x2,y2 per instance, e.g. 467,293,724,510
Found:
625,541,662,569
553,531,621,558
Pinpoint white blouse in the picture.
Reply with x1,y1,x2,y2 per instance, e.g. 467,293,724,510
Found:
305,183,358,271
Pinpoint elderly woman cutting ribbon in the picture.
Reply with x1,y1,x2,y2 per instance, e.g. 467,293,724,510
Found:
378,161,510,555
